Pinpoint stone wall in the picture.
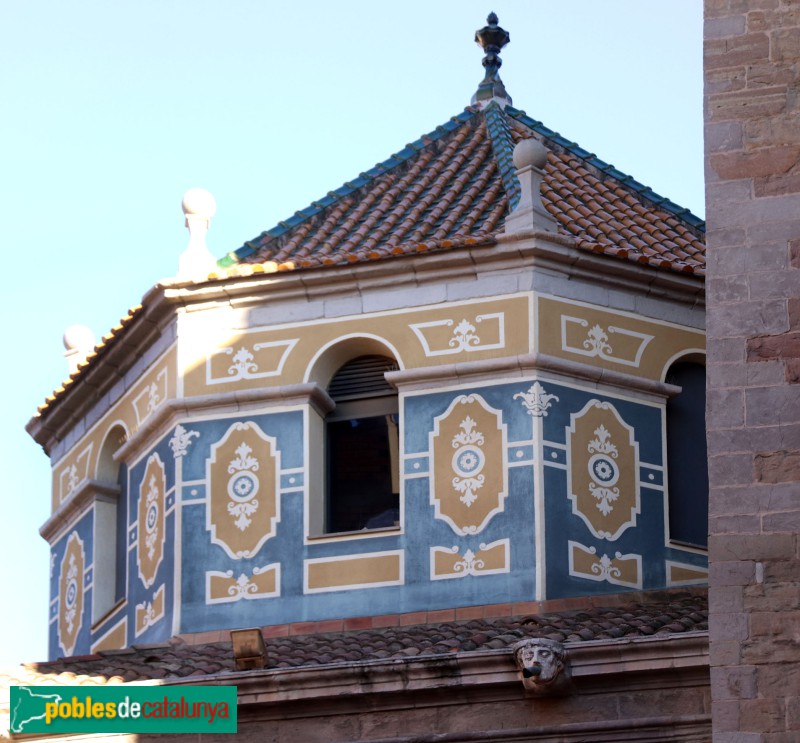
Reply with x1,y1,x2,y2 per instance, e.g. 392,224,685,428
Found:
705,1,800,740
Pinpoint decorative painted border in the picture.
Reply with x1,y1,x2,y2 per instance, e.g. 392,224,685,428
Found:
304,550,404,594
206,339,299,385
568,540,642,590
134,584,165,637
666,560,708,587
91,617,128,654
409,313,506,357
132,368,169,427
560,316,654,368
205,564,281,605
430,539,510,581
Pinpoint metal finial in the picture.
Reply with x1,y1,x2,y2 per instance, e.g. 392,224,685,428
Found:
472,12,512,108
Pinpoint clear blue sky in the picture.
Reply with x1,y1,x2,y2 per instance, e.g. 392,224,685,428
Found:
0,1,703,668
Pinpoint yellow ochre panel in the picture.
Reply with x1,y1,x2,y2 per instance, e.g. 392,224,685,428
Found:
537,296,704,382
305,552,402,592
183,295,531,397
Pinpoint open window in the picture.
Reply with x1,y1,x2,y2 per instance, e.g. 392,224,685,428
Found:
665,360,708,548
324,355,400,534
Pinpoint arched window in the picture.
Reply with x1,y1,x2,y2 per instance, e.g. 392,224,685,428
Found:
665,360,708,548
93,425,127,622
325,355,400,534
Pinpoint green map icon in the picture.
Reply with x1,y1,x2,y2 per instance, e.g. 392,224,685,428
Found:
10,686,63,733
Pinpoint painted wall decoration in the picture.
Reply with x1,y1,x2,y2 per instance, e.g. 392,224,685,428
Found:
430,539,509,580
207,421,280,559
43,286,712,655
515,382,559,417
304,551,404,593
206,339,298,385
138,453,166,588
536,295,705,381
666,561,709,587
567,400,640,541
57,445,93,505
206,564,280,604
182,294,532,397
430,395,508,535
409,312,505,357
559,316,653,367
169,424,200,459
135,584,165,637
132,368,168,427
91,619,127,654
49,346,177,511
57,532,85,656
568,541,641,589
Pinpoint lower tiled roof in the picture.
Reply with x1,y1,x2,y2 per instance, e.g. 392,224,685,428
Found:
6,592,707,686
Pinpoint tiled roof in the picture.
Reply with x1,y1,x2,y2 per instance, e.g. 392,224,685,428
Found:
216,102,705,279
34,305,142,415
6,592,707,686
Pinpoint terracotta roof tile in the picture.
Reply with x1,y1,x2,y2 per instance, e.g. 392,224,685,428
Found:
217,103,703,282
34,305,142,416
7,593,707,686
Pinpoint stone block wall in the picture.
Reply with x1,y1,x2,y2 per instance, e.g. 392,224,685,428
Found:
705,1,800,740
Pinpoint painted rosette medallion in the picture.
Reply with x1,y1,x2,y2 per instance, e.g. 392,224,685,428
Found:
430,395,507,535
567,400,640,541
138,453,166,588
58,531,85,656
207,421,280,559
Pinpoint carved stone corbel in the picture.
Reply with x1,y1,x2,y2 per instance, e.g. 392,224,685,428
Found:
511,638,572,696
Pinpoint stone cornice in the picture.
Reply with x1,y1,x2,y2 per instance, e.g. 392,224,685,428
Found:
113,383,333,466
164,631,709,706
40,479,121,544
387,352,682,400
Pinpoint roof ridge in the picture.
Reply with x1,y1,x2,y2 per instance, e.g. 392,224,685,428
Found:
483,102,520,211
220,108,482,268
505,106,706,232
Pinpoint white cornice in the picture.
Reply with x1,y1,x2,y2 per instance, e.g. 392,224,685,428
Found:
387,352,681,400
40,479,121,544
30,233,704,454
113,383,334,466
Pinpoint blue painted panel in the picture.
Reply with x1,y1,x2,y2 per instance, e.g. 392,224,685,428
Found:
179,411,304,482
508,444,534,464
403,455,429,475
136,379,704,635
543,444,566,466
48,510,93,660
181,484,205,503
281,471,304,490
539,381,706,599
640,465,664,487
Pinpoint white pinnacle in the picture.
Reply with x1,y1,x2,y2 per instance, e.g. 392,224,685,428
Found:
178,188,218,281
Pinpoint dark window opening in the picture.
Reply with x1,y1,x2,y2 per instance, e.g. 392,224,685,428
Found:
665,361,709,548
325,355,399,534
115,463,128,603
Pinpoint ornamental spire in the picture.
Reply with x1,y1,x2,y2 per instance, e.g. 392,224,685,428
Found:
471,12,512,108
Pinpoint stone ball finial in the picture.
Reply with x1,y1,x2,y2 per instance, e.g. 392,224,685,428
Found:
63,324,95,353
181,188,217,220
513,138,548,171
